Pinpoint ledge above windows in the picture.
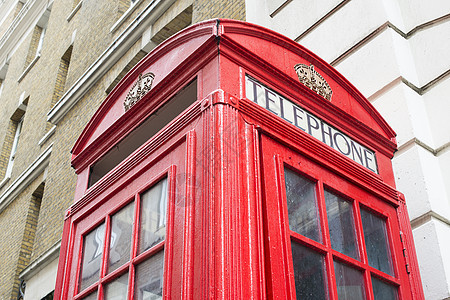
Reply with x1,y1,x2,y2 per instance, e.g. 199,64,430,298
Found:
67,0,82,22
18,54,40,83
110,0,147,33
47,0,176,125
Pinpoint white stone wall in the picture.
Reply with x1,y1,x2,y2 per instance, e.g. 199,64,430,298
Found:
246,0,450,298
23,258,58,300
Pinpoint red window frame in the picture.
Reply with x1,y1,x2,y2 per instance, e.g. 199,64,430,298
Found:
73,166,176,299
261,135,412,299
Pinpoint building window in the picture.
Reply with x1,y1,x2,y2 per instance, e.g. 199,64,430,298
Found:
0,98,27,180
76,178,168,299
51,45,72,107
6,116,23,178
41,290,54,300
16,182,45,300
24,7,50,71
44,45,72,133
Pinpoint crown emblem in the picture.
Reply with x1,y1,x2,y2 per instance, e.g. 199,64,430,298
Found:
294,64,332,101
124,72,155,111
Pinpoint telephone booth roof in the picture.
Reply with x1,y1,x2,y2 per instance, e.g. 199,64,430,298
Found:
71,19,397,174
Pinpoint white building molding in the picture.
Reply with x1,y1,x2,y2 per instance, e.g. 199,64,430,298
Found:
0,0,53,75
47,0,177,125
19,240,60,281
0,144,52,213
330,14,450,66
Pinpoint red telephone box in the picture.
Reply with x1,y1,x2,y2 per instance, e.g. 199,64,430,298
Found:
55,19,424,299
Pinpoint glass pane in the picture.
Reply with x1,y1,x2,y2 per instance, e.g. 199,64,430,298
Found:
334,260,366,300
104,272,129,300
79,223,105,291
360,209,394,275
81,291,97,300
139,178,168,253
291,242,328,300
135,251,165,300
284,168,321,242
372,276,398,300
325,190,359,260
109,203,134,273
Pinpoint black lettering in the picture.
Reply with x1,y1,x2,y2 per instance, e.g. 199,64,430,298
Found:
350,140,363,164
307,114,320,135
279,96,292,124
364,149,377,173
333,132,351,155
265,89,278,115
293,106,306,131
252,80,261,104
321,121,333,148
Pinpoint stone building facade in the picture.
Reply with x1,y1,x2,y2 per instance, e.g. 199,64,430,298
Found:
0,0,448,299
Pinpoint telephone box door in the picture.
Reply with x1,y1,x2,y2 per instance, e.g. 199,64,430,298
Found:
260,134,413,300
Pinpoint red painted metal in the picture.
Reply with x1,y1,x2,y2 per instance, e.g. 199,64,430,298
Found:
55,19,424,299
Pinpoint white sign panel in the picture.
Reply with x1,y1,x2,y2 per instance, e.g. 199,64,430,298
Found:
245,76,378,173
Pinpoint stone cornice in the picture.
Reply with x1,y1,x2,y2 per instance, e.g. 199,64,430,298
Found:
19,240,61,280
0,144,52,213
47,0,176,125
0,0,52,73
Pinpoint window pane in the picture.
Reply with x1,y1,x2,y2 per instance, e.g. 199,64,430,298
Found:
284,168,321,242
372,276,398,300
360,209,394,275
291,242,328,300
325,190,359,260
104,272,129,300
81,291,97,300
334,260,366,300
79,223,105,291
109,203,134,273
139,178,168,253
135,251,164,300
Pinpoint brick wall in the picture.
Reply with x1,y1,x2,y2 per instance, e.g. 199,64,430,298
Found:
0,173,45,299
192,0,245,23
0,0,247,297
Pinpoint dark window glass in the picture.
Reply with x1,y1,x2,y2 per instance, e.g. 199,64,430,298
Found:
104,272,128,299
334,260,366,300
325,190,359,260
79,223,105,291
285,168,321,242
372,276,398,300
135,250,165,300
291,242,328,300
361,209,394,275
139,178,168,253
108,203,134,273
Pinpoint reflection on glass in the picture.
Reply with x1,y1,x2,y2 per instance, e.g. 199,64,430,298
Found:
334,260,366,300
81,291,98,300
372,276,398,300
139,178,168,253
104,272,129,300
284,168,321,242
135,250,164,300
79,223,105,291
360,209,394,276
291,242,328,300
325,190,359,260
108,203,134,273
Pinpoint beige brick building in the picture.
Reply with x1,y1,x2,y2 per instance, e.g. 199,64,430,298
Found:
0,0,244,299
0,0,449,299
